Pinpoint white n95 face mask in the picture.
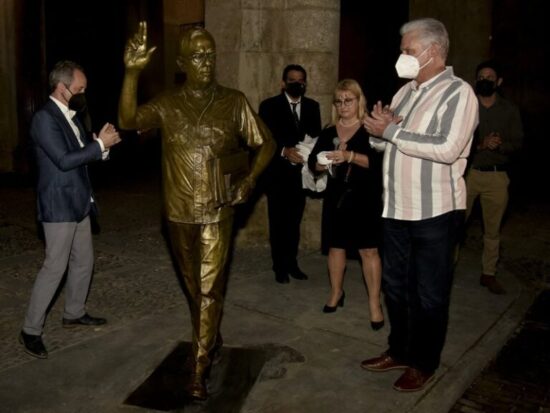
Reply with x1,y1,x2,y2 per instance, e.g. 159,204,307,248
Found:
395,54,420,79
395,47,432,79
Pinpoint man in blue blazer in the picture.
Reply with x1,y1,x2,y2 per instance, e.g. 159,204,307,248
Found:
259,65,322,284
20,60,121,359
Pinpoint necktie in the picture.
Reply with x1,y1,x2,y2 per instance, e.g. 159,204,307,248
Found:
290,102,300,127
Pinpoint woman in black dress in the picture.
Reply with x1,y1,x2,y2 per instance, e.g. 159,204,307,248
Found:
308,79,384,329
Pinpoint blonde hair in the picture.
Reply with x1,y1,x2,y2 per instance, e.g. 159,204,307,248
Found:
331,79,367,125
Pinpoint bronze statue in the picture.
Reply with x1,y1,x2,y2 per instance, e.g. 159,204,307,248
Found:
118,21,275,400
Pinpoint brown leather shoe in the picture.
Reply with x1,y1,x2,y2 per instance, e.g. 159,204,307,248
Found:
360,353,408,372
393,367,434,392
184,373,207,401
480,274,506,295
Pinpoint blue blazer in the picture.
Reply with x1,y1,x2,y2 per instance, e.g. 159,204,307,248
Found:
31,99,102,223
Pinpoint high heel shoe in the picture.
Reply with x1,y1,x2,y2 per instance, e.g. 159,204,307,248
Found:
323,291,345,313
370,320,385,330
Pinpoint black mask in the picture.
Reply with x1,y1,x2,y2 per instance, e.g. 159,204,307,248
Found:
68,92,88,113
475,79,497,97
285,82,306,98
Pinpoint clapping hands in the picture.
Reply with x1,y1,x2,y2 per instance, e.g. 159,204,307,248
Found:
363,101,402,137
96,123,121,148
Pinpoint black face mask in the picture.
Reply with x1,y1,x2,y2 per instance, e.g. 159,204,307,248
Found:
475,79,497,97
68,92,88,113
285,82,306,98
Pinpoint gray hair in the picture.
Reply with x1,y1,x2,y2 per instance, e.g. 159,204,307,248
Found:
400,18,449,58
48,60,84,92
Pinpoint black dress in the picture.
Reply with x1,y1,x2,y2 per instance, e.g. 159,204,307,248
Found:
308,125,382,254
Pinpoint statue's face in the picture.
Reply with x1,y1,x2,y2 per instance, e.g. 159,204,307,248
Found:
179,34,216,88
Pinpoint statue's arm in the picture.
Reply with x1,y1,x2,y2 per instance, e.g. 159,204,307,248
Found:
118,72,140,130
230,106,275,205
247,124,275,182
118,21,156,130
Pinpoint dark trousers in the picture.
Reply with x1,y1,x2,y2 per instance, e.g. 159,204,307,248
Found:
382,210,464,373
266,184,306,274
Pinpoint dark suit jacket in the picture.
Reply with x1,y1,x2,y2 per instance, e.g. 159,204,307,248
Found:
31,99,103,223
258,93,321,191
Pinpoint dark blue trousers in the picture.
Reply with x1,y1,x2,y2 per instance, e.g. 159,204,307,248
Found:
382,210,464,373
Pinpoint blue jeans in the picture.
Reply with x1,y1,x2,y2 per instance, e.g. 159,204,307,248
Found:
382,210,464,373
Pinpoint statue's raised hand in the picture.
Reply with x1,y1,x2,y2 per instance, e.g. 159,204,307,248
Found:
124,21,157,71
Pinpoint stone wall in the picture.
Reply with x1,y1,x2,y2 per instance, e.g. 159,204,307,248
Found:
205,0,340,250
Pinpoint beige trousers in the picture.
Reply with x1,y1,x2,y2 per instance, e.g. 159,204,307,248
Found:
23,217,94,335
465,169,509,275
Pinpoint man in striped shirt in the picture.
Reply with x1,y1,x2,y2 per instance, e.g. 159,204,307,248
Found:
360,18,479,392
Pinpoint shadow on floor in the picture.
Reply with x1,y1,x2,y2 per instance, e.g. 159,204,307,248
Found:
124,342,305,412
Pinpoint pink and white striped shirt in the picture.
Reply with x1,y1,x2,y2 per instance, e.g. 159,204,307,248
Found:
370,67,479,221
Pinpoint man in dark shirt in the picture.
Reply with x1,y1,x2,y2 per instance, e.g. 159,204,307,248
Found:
465,60,523,294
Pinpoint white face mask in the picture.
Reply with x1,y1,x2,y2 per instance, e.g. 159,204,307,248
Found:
395,47,432,79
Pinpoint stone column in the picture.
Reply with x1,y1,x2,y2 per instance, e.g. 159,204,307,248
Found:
0,0,18,173
205,0,340,249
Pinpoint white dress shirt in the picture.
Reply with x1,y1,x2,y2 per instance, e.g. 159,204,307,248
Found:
49,96,109,159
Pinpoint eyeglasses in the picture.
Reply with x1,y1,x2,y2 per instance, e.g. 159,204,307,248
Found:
190,52,216,64
333,98,357,107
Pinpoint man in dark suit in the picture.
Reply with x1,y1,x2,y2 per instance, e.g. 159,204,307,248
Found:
19,60,121,359
259,64,322,284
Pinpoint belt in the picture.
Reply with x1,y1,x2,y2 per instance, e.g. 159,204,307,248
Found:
472,165,507,172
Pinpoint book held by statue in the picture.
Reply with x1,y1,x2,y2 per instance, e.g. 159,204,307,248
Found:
209,150,250,207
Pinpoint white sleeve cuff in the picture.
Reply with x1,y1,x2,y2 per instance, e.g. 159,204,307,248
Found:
96,138,106,152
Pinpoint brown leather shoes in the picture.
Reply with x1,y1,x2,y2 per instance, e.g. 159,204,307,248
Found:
360,353,408,372
393,367,434,392
480,274,506,295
